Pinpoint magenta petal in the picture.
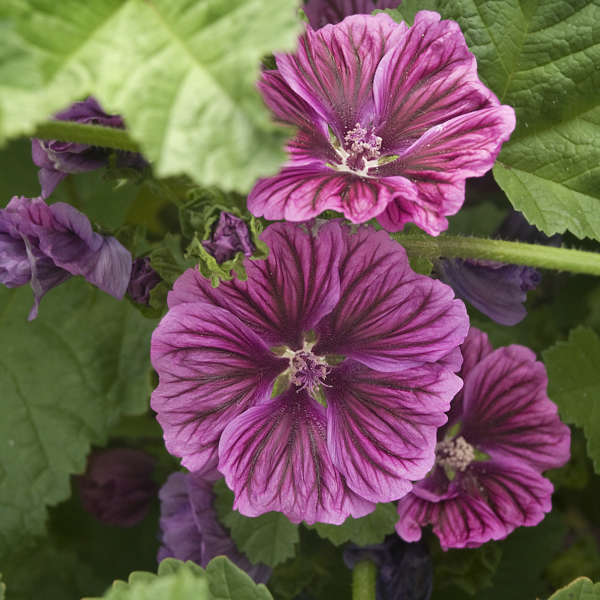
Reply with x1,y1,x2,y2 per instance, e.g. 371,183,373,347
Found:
276,13,407,133
459,345,571,471
169,221,343,348
150,303,287,472
314,225,468,370
325,360,461,503
218,387,374,524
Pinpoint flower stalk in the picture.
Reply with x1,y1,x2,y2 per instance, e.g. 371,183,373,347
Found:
352,559,377,600
393,233,600,276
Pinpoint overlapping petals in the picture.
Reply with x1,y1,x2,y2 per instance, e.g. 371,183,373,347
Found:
151,221,469,524
396,328,570,549
249,12,515,235
304,0,402,29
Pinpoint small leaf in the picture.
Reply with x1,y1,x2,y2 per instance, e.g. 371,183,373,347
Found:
310,503,397,547
547,577,600,600
543,327,600,473
206,557,273,600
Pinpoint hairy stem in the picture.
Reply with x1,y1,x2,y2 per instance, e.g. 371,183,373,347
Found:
392,233,600,276
352,560,376,600
33,120,140,153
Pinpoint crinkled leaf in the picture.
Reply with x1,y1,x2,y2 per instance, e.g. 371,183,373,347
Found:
0,279,155,560
310,503,397,547
543,327,600,473
548,577,600,600
214,480,299,567
0,0,300,192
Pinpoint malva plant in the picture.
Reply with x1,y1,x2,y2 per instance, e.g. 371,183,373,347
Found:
1,2,600,600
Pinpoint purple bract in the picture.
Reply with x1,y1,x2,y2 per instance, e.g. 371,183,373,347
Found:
77,448,157,527
0,196,132,319
304,0,401,29
395,328,571,549
158,470,271,583
151,220,468,524
202,212,254,264
248,12,515,235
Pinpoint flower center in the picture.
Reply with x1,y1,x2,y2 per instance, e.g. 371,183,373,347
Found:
435,436,475,472
327,122,387,177
286,349,329,395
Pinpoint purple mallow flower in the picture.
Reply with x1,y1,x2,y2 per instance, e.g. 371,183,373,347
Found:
158,470,270,583
248,12,515,235
151,220,468,524
202,212,254,264
304,0,401,29
32,96,143,199
437,212,561,326
0,196,132,319
395,328,571,550
77,448,157,527
127,257,162,305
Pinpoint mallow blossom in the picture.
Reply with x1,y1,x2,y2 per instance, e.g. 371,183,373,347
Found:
202,212,254,264
32,96,144,199
396,328,570,549
303,0,401,29
0,196,132,319
151,220,468,524
127,256,162,306
248,12,515,235
158,470,270,583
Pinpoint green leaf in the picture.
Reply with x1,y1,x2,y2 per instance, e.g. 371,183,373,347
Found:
0,279,156,560
382,0,441,24
543,327,600,473
0,574,5,600
311,503,397,547
547,577,600,600
213,480,299,567
84,558,273,600
1,0,301,191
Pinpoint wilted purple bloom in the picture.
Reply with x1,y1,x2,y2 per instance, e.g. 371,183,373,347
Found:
77,448,157,527
32,96,143,199
248,12,515,235
202,212,254,264
0,196,132,319
304,0,401,29
151,220,468,524
127,257,162,305
395,328,571,550
344,536,432,600
158,471,271,583
436,211,561,325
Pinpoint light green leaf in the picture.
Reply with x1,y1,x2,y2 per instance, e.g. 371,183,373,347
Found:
0,574,5,600
311,503,397,547
547,577,600,600
543,327,600,473
206,557,273,600
0,279,155,560
214,480,299,567
382,0,442,24
0,0,301,191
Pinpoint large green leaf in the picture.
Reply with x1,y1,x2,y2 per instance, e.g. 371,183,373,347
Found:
84,558,273,600
0,279,155,560
543,327,600,473
0,0,300,191
547,577,600,600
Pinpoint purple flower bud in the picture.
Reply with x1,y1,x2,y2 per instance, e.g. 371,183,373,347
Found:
202,212,254,264
158,471,271,583
344,536,432,600
0,196,132,319
127,257,162,305
77,448,157,527
303,0,401,29
437,211,560,326
32,96,144,199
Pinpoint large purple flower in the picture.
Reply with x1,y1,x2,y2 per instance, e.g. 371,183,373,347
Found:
158,470,270,583
32,96,144,199
248,12,515,235
0,196,132,319
395,328,571,549
304,0,401,29
151,221,468,524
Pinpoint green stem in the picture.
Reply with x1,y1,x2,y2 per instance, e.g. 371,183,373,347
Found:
352,560,377,600
393,233,600,276
32,120,140,153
